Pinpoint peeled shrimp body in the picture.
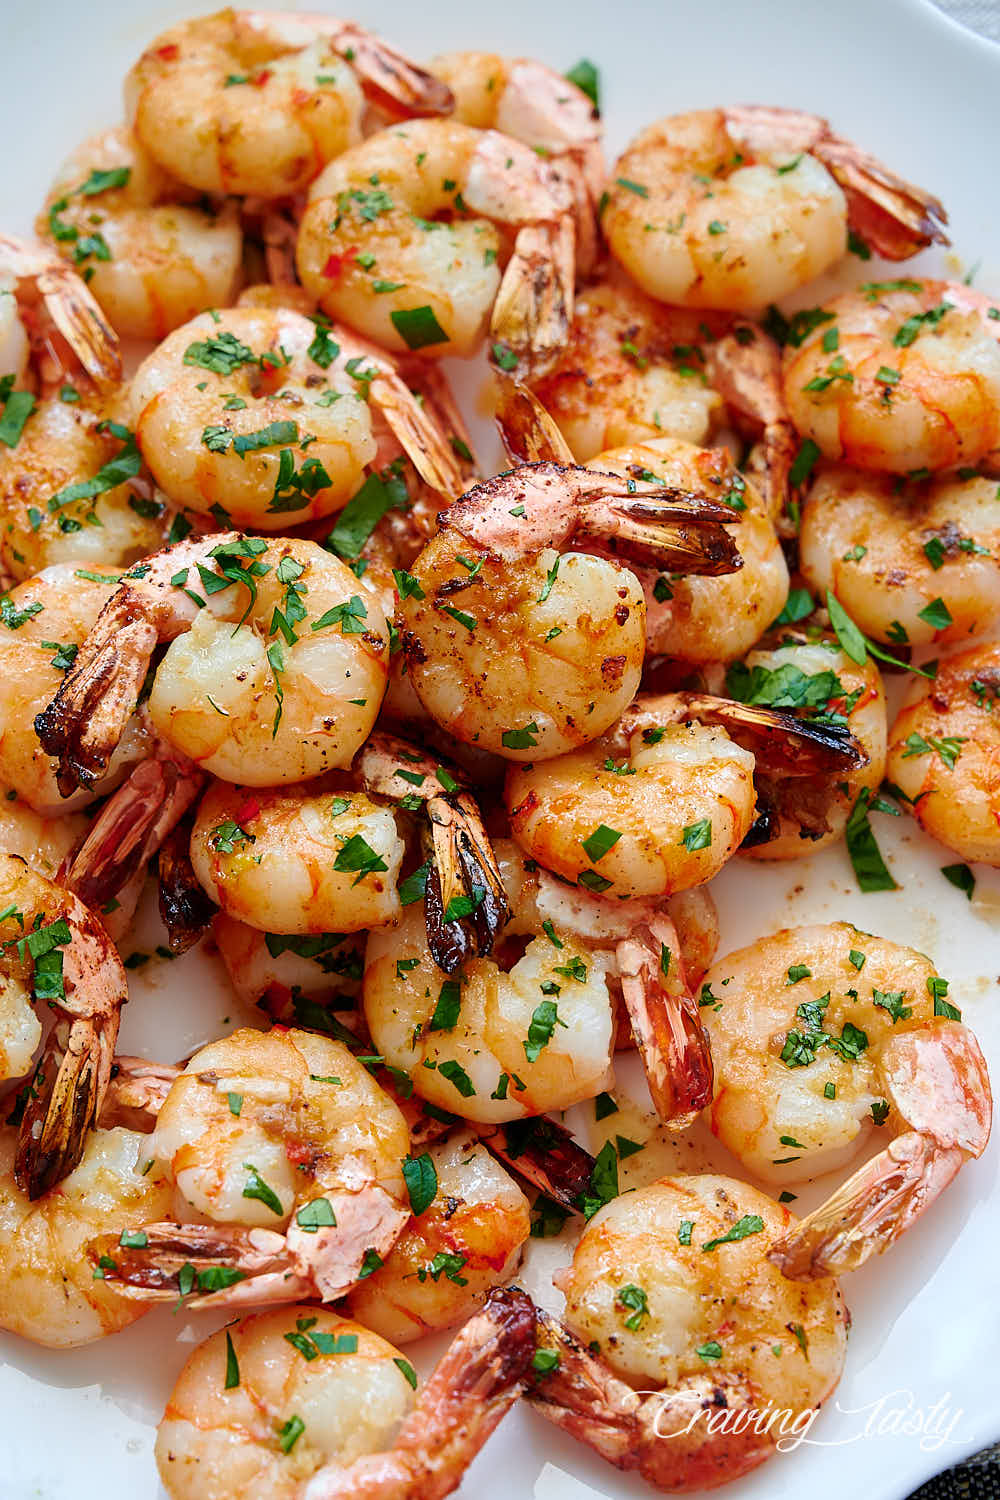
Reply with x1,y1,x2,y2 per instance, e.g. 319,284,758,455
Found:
397,461,741,761
35,534,389,792
212,912,365,1017
783,280,1000,474
0,853,131,1198
343,1127,530,1344
604,106,946,313
886,642,1000,863
801,465,1000,646
528,1175,847,1491
155,1286,535,1500
701,923,991,1276
38,126,242,340
91,1025,411,1308
124,9,452,200
0,1124,171,1347
296,118,573,370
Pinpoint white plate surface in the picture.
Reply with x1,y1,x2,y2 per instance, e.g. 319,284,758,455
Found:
2,1,1000,1497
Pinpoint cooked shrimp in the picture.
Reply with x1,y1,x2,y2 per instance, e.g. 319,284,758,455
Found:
0,1123,171,1347
344,1127,530,1344
582,437,789,663
719,629,886,857
35,534,389,794
90,1025,411,1307
0,238,165,580
128,307,461,532
37,126,242,340
154,1286,535,1500
701,923,991,1276
296,119,573,372
529,1174,847,1490
192,733,510,977
505,690,866,894
0,853,131,1198
0,791,86,883
0,566,154,812
364,841,616,1125
783,280,1000,474
397,462,741,761
430,51,603,271
801,466,1000,646
124,10,452,200
886,642,1000,864
213,913,365,1019
604,106,946,313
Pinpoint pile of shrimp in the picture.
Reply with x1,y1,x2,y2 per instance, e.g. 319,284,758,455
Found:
0,10,996,1499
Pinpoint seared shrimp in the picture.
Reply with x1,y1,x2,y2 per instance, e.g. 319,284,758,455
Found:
344,1128,530,1344
38,126,242,340
0,238,165,580
213,913,365,1018
296,118,573,371
701,923,991,1276
0,1123,171,1347
90,1025,411,1307
783,281,1000,474
35,534,389,793
801,466,1000,646
397,462,741,761
886,642,1000,864
604,106,946,313
128,307,462,532
125,9,452,199
154,1287,535,1500
430,51,603,271
506,690,866,893
528,1175,847,1490
0,854,130,1198
721,630,886,857
0,566,153,813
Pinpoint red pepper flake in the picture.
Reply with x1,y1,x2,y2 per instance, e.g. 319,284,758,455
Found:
237,796,261,824
252,69,272,87
285,1138,314,1166
155,43,179,60
321,247,358,280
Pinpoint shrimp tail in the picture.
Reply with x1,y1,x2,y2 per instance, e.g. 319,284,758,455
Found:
0,234,121,391
768,1132,962,1279
490,218,576,380
158,817,217,954
303,1286,537,1500
704,325,796,525
99,1056,181,1131
60,756,206,912
332,25,454,118
34,597,158,795
423,792,511,972
617,916,713,1130
15,1015,113,1198
681,694,869,776
494,377,576,465
87,1220,304,1305
528,1306,774,1491
586,491,743,576
478,1114,597,1212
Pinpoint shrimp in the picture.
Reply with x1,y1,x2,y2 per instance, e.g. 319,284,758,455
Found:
154,1286,535,1500
527,1175,848,1490
783,281,1000,474
0,238,166,581
0,853,131,1198
429,52,603,272
0,1123,171,1347
127,307,463,533
700,923,991,1277
886,642,1000,864
35,534,389,794
801,466,1000,646
396,462,741,762
604,106,947,313
89,1025,412,1308
296,118,574,372
505,690,866,894
214,914,366,1019
37,126,242,340
343,1127,530,1344
124,10,452,200
718,629,886,857
363,840,617,1125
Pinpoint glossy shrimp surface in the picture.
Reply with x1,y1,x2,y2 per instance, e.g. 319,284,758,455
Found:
784,280,1000,473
